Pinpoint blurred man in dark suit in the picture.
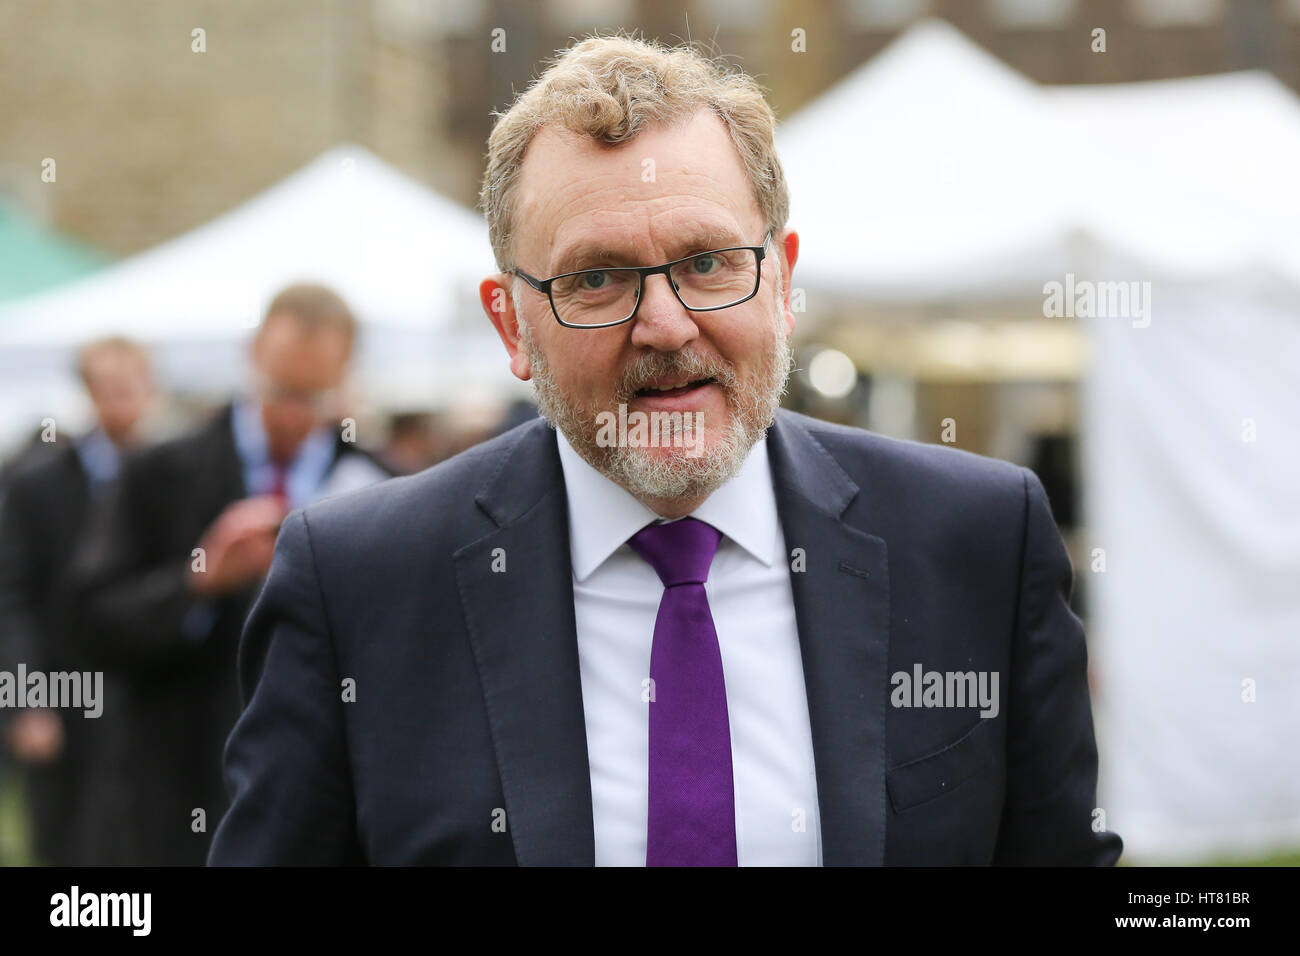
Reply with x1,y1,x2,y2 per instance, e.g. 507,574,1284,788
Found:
211,38,1120,867
72,284,390,865
0,337,154,865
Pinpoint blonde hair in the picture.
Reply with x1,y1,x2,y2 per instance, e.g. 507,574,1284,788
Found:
479,33,789,270
77,336,151,389
258,282,357,349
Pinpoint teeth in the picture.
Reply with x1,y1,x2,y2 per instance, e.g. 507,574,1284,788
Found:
643,379,704,392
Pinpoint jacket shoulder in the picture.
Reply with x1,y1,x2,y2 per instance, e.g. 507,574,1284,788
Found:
4,440,81,489
124,407,233,476
293,418,545,550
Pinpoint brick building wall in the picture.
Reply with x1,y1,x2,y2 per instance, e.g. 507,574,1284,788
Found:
0,0,455,255
2,0,1296,256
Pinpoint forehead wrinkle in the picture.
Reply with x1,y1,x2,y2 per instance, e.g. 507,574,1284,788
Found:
550,220,744,274
545,193,749,273
515,115,760,273
516,174,633,271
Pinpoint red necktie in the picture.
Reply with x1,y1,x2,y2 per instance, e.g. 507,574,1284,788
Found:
269,465,288,504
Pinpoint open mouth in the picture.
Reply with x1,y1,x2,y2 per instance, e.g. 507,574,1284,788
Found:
633,377,716,399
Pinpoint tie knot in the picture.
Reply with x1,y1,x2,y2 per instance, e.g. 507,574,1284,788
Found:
628,517,722,587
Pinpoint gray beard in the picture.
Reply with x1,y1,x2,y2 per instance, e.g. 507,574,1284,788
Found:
518,281,793,504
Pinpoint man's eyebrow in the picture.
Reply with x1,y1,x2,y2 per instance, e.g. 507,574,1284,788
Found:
549,228,746,274
550,244,624,273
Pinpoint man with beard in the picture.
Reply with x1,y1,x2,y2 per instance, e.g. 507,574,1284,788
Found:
210,35,1120,866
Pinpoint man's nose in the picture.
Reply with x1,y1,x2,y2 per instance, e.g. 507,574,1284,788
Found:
629,272,700,351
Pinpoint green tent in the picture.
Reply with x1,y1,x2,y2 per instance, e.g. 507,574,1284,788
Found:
0,201,108,302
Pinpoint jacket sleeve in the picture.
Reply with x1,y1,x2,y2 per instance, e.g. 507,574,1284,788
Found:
207,509,363,865
992,468,1123,865
68,452,220,669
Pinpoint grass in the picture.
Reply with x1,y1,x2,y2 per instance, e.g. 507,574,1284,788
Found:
1,763,1297,867
0,768,33,866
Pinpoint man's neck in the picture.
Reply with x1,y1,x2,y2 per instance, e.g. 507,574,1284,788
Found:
109,432,141,452
638,493,707,520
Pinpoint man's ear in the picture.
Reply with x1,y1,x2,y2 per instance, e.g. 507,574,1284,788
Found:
778,229,800,336
480,275,532,382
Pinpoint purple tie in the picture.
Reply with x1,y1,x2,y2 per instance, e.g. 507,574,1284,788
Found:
628,517,737,867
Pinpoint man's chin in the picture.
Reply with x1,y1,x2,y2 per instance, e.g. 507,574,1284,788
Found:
625,437,713,465
604,423,753,503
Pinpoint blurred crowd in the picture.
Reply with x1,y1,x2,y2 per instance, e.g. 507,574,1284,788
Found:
0,282,530,865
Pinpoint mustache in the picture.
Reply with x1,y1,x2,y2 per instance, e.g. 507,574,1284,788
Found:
615,350,738,402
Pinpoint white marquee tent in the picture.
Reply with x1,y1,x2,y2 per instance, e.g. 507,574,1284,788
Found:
778,20,1300,861
0,145,522,448
779,20,1300,298
776,19,1074,301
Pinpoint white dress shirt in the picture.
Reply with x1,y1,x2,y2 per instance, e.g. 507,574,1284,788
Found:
230,398,336,510
229,398,389,507
556,427,823,866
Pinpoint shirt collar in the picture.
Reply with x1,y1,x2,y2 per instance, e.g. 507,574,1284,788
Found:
555,425,779,582
230,397,336,502
76,427,121,486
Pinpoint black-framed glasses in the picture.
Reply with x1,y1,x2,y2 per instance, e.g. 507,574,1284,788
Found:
512,231,772,329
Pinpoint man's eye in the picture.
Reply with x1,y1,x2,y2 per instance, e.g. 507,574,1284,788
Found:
691,254,720,274
580,271,610,290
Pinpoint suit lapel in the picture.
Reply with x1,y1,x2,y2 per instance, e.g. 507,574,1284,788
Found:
451,413,890,866
768,412,891,865
57,442,90,507
207,403,249,502
453,422,595,866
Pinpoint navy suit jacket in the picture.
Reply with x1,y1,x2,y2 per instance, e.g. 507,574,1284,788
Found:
208,409,1122,865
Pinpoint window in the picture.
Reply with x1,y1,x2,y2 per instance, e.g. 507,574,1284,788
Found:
988,0,1076,29
843,0,928,30
548,0,636,29
697,0,774,30
1127,0,1225,27
372,0,484,42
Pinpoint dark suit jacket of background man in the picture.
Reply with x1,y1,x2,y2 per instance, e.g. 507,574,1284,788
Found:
71,403,388,865
0,440,117,864
210,409,1123,865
